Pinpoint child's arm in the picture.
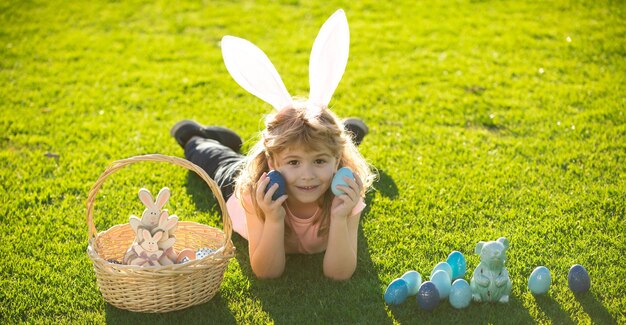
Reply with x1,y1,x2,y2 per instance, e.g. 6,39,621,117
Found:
323,175,363,280
324,211,361,280
245,174,289,279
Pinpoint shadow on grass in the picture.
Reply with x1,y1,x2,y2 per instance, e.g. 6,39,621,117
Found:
534,294,575,325
104,295,236,324
374,168,398,199
184,172,221,212
575,292,618,325
388,294,535,324
532,292,618,324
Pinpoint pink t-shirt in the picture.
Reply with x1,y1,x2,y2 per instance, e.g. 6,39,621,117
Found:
226,194,366,254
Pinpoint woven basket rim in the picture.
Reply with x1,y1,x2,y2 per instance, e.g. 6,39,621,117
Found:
86,154,234,261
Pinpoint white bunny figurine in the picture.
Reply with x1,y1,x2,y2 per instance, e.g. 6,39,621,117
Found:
221,9,350,116
129,187,171,239
130,229,164,267
154,210,179,265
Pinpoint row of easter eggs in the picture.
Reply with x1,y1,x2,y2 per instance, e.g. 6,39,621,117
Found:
384,251,470,310
385,251,591,311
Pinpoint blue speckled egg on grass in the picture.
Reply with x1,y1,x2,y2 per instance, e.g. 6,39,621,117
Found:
417,281,440,311
446,251,467,280
568,264,590,293
384,278,409,305
430,270,452,299
449,279,472,309
331,167,355,196
401,270,422,296
528,266,551,295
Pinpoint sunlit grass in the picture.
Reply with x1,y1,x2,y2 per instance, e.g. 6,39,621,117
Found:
1,0,624,323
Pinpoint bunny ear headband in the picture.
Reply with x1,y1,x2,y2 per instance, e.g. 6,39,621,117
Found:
221,9,350,116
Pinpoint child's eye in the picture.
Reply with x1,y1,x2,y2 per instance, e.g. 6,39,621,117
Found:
287,160,299,165
315,159,327,164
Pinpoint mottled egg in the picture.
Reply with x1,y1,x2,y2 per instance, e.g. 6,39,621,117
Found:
430,270,452,299
265,170,286,200
416,281,440,311
431,262,453,280
568,264,590,293
449,279,472,309
331,167,355,196
384,278,409,305
401,270,422,296
528,266,551,295
446,251,467,280
196,247,215,260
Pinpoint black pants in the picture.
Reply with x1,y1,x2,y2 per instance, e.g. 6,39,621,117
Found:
185,137,244,199
184,120,365,199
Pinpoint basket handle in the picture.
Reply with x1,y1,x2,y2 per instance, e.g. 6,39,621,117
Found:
86,154,232,248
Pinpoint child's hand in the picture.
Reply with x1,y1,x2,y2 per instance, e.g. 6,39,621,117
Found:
256,172,288,222
331,172,363,219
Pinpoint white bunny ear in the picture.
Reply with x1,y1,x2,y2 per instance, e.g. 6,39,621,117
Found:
221,36,292,111
138,188,155,209
155,187,170,209
308,9,350,107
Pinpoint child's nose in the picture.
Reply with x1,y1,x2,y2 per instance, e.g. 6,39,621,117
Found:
301,165,315,179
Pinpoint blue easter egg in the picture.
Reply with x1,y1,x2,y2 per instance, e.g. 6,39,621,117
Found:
568,264,590,293
331,167,355,196
265,170,286,200
430,270,452,299
384,278,409,305
528,266,551,295
401,270,422,296
431,262,453,280
446,251,467,280
449,279,472,309
417,281,440,311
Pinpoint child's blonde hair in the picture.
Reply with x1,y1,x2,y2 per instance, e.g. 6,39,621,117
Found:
234,102,375,236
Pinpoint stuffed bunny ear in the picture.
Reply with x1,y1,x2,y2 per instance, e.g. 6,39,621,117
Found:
308,9,350,107
142,229,151,240
155,187,170,209
221,36,292,111
138,188,155,209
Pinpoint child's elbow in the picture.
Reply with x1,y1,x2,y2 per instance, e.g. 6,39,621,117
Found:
253,266,284,279
324,266,355,281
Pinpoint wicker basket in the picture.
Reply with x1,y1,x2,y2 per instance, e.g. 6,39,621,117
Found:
86,154,235,313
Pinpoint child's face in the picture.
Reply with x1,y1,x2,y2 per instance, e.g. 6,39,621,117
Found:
270,145,339,205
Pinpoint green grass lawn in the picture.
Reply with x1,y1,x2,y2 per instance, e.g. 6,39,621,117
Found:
1,0,624,323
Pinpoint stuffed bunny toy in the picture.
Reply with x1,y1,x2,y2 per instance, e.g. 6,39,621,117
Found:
470,237,512,303
153,211,178,265
221,9,349,117
129,187,171,239
129,229,164,267
123,187,177,265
